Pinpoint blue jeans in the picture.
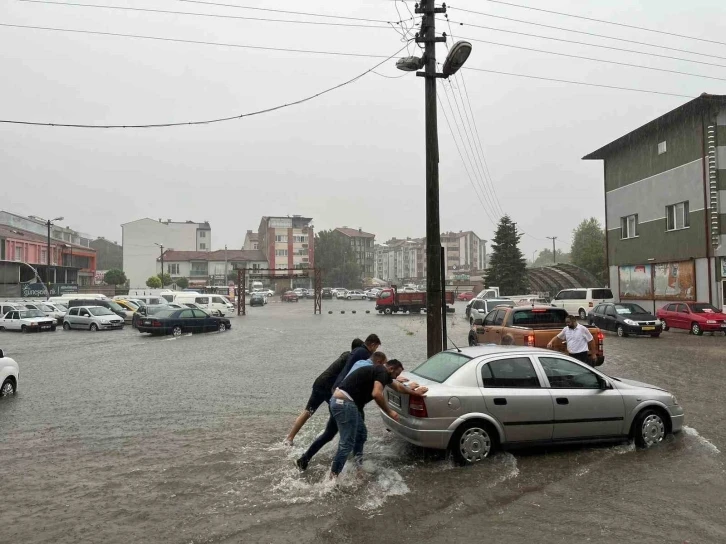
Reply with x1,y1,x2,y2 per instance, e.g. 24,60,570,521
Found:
330,398,367,475
301,406,338,463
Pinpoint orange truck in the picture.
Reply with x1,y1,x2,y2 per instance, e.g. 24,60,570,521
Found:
375,287,455,315
468,305,605,366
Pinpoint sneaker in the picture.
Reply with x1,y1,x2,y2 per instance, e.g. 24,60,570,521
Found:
295,457,309,472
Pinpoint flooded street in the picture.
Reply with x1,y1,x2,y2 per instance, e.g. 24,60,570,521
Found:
1,299,724,543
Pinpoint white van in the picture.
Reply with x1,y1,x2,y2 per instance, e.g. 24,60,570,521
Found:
127,289,176,303
132,295,168,306
175,294,234,317
49,294,108,305
551,288,615,319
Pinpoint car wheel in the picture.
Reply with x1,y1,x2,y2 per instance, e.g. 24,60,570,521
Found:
218,322,227,332
384,308,393,315
651,333,660,338
0,378,15,397
63,322,71,330
632,408,667,449
51,325,56,332
21,325,27,333
172,326,183,337
579,309,587,320
347,296,351,300
660,319,668,331
0,326,4,331
90,323,99,332
691,322,703,336
617,325,627,338
450,421,496,465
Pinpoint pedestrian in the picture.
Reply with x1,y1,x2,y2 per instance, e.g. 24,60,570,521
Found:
332,334,382,390
285,338,364,446
547,315,596,365
501,333,515,345
328,359,428,478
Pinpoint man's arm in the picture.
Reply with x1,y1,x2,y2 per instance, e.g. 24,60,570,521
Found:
372,381,399,421
389,380,428,397
547,328,567,349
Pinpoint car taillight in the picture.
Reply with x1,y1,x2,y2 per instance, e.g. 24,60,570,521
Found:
409,396,428,418
597,332,604,351
152,320,162,327
524,334,535,347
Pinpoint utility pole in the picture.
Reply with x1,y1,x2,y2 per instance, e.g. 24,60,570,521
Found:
224,245,228,287
547,236,558,264
155,243,164,286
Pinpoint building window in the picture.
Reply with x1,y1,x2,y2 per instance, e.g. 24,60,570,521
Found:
657,141,667,155
199,243,207,249
620,214,638,239
293,235,307,243
168,263,180,275
275,249,288,257
253,243,258,249
199,231,206,238
41,248,47,264
666,201,689,231
14,246,23,262
275,235,288,243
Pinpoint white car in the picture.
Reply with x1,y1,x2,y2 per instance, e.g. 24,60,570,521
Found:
365,289,381,300
551,288,615,320
0,348,19,397
346,290,367,300
22,301,66,324
0,309,57,332
335,290,349,300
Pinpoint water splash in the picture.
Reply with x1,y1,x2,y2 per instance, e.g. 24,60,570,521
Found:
683,426,721,454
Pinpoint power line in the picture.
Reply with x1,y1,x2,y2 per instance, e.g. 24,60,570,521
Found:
460,36,726,83
0,44,409,128
463,66,695,99
17,0,392,29
0,22,396,58
454,1,726,48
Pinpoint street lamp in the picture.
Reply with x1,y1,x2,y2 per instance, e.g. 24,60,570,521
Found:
154,242,164,287
46,216,64,291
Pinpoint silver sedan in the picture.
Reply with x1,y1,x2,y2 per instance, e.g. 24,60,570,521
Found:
381,346,684,464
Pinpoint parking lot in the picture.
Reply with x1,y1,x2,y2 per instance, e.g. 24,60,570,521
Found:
1,299,724,543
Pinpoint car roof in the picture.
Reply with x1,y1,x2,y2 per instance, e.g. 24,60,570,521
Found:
447,345,562,358
509,304,564,311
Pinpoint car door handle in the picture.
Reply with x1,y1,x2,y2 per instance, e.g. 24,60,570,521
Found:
556,397,569,405
493,398,507,405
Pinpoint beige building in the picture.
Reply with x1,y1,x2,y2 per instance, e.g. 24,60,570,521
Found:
334,227,375,278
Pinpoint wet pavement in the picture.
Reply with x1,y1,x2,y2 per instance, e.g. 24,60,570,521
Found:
1,299,724,543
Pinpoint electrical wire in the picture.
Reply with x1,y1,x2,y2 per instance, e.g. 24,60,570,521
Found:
463,66,695,99
454,1,726,48
0,44,409,128
17,0,392,29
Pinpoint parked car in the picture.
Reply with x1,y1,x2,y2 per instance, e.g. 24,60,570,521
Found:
113,299,140,313
0,348,19,397
21,301,66,324
381,345,683,464
0,302,27,317
457,292,475,301
551,288,615,320
0,309,57,332
293,288,305,298
365,289,381,300
346,290,367,300
181,302,223,316
322,288,333,299
63,306,124,331
335,290,349,300
67,298,131,321
250,293,266,307
282,291,299,303
468,299,515,325
175,294,234,317
656,302,726,336
136,308,231,336
588,303,662,338
132,304,170,328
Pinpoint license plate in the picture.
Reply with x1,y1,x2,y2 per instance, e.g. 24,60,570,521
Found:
388,392,401,408
143,320,151,325
642,326,655,331
721,324,726,328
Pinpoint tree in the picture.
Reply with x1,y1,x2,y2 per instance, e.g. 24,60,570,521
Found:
145,276,162,288
530,248,571,267
484,215,528,295
314,230,363,288
175,277,189,289
160,273,173,287
571,218,607,284
104,269,127,286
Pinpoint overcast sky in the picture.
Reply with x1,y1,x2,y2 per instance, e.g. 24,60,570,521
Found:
1,0,723,259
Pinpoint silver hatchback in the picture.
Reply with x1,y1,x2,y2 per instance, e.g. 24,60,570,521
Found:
381,346,684,464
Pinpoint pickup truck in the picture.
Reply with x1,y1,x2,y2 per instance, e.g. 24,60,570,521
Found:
468,305,605,366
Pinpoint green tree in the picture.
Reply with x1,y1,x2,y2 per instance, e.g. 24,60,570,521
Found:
160,273,173,287
145,275,162,288
104,268,127,286
484,215,528,295
571,218,607,284
175,277,189,290
530,248,571,267
314,230,363,288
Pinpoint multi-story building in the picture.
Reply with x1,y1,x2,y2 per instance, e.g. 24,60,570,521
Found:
441,231,487,277
257,215,314,275
584,94,726,311
333,227,375,278
122,218,211,288
243,230,259,250
157,249,268,288
90,237,123,270
374,238,423,283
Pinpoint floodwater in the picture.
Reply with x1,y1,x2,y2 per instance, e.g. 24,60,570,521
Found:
1,299,724,543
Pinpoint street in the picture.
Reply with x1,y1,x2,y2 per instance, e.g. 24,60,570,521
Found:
1,299,724,544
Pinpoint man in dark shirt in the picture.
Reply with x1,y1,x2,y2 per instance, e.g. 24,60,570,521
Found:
285,338,364,445
329,360,428,478
332,334,381,390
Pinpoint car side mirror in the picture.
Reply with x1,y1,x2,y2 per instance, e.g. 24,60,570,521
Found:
599,377,611,390
0,349,4,358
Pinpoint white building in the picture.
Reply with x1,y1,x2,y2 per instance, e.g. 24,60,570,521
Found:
375,239,421,283
122,218,211,288
157,249,267,288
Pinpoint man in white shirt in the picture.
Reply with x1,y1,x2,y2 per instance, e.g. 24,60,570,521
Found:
547,315,596,365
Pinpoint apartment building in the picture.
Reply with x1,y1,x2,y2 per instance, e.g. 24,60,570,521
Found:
441,231,487,277
243,230,259,250
584,93,726,311
122,218,211,288
333,227,375,278
374,238,422,283
157,249,267,287
257,215,314,275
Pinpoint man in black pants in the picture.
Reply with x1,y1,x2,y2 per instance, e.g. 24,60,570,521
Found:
285,338,364,445
547,315,596,365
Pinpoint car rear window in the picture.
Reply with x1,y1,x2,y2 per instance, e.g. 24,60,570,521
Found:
511,308,568,326
411,352,472,383
591,289,613,299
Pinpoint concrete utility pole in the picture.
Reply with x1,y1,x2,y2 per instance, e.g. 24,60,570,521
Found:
45,216,63,293
547,236,558,264
224,245,228,286
155,243,164,286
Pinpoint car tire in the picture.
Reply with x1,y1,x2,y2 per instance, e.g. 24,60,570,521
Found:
384,308,393,315
651,333,660,338
90,323,99,332
632,408,668,449
218,322,227,332
691,322,703,336
172,326,183,337
661,319,669,331
0,326,4,331
617,325,628,338
1,378,16,397
347,296,351,300
21,325,27,333
63,322,70,330
450,420,497,465
579,309,587,320
51,325,56,332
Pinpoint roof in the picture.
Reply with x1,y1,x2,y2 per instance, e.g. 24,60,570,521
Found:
121,217,210,227
583,93,726,160
159,249,267,262
245,232,259,241
335,227,375,239
0,224,96,251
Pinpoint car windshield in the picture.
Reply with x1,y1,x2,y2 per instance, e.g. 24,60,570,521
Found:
411,352,472,383
614,303,647,315
690,303,720,313
147,306,167,315
154,310,176,318
20,310,46,318
39,304,54,311
107,301,124,311
89,308,114,316
126,301,140,309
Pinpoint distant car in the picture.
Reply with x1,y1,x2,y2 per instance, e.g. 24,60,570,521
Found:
588,302,662,338
132,304,170,328
136,308,231,336
0,309,57,332
0,348,19,397
182,302,224,316
322,288,333,299
335,290,348,300
282,291,299,303
293,288,305,298
63,306,124,331
346,290,367,300
457,292,474,301
21,301,66,324
113,299,140,313
305,289,316,299
365,289,381,300
250,293,266,307
656,302,726,336
551,288,615,320
467,298,515,323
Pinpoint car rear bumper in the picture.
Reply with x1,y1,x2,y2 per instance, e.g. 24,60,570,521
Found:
380,411,452,450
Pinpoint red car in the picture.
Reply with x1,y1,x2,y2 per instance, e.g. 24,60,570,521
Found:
655,302,726,336
281,291,299,303
457,292,474,301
